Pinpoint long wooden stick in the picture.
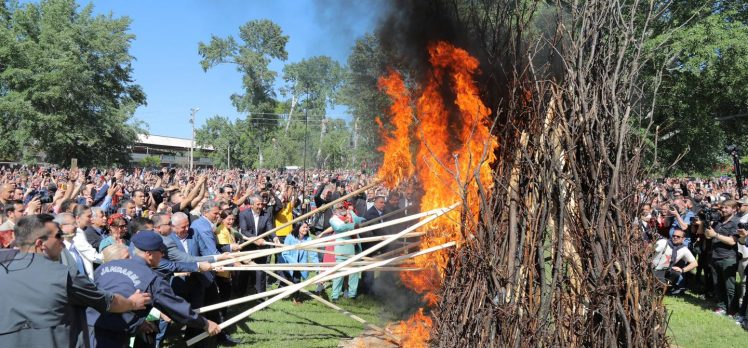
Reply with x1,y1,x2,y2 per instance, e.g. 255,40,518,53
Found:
188,203,458,346
374,241,421,260
222,266,419,272
358,205,411,227
261,241,378,261
197,241,457,314
214,207,444,267
239,180,380,248
258,263,401,343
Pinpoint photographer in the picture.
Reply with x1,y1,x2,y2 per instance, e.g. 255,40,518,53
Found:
669,199,695,247
652,227,697,294
703,199,741,315
734,198,748,326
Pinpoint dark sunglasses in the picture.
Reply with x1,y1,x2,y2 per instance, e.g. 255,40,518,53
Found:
672,235,685,239
39,231,63,241
111,224,127,228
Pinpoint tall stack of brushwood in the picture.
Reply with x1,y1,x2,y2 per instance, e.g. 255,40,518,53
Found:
414,0,672,346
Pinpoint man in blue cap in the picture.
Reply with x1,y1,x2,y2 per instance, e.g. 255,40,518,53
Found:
87,230,221,347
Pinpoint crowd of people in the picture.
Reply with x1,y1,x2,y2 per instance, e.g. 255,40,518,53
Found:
642,177,748,328
0,165,417,347
8,161,748,346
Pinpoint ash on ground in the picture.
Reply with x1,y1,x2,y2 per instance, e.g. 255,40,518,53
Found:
338,329,399,348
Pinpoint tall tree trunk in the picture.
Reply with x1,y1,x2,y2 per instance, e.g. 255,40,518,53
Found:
285,94,297,135
351,118,359,169
316,118,327,167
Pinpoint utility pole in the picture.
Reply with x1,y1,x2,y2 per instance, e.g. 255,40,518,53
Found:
189,107,199,171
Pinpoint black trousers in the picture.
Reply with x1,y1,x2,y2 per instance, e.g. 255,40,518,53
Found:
234,255,269,297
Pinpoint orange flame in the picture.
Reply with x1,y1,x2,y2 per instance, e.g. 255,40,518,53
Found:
376,69,415,188
392,308,433,348
376,41,499,347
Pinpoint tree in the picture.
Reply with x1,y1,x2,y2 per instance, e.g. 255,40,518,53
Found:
646,2,748,173
198,19,289,168
0,0,146,165
198,19,287,129
194,115,236,168
281,56,344,166
338,34,391,169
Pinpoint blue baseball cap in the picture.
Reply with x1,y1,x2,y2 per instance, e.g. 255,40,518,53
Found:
131,230,166,252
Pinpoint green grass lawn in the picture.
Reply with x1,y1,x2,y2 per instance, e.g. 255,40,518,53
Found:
226,294,392,348
165,284,748,347
665,294,748,347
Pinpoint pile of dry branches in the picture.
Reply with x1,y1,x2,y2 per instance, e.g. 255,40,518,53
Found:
430,0,670,346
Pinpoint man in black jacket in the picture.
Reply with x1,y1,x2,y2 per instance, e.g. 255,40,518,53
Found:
237,195,277,296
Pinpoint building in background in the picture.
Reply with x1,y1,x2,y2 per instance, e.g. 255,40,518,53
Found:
131,134,214,168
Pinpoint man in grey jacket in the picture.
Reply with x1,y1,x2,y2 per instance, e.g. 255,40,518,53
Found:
0,215,151,348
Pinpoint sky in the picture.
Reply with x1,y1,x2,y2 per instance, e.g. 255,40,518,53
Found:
81,0,387,139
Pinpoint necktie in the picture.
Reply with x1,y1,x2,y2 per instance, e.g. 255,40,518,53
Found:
70,246,87,277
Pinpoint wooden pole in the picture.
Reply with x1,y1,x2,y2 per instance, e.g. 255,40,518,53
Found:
213,207,445,268
221,266,419,272
371,241,421,260
187,203,458,346
197,241,457,314
257,263,401,343
358,205,411,228
261,241,378,261
239,180,380,248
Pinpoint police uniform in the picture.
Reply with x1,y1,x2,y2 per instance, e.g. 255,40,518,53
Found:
0,249,111,348
87,231,208,348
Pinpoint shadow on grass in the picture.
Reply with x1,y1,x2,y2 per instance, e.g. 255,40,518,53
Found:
676,292,717,312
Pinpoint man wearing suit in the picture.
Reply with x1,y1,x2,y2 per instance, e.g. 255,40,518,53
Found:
153,212,232,347
84,207,108,252
191,201,242,346
238,195,279,296
359,195,387,295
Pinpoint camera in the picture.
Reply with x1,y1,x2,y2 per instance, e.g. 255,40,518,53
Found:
697,207,722,227
725,144,742,157
739,222,748,230
30,190,53,204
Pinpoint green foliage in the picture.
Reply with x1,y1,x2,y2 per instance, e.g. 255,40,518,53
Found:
0,0,146,165
139,155,160,167
198,22,355,169
338,34,390,168
282,56,344,119
647,2,748,174
198,19,288,124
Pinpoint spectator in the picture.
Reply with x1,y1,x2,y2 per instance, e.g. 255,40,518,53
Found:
86,231,220,347
237,195,277,296
85,206,108,251
329,202,365,301
102,243,130,264
0,183,13,205
703,199,740,315
652,226,698,294
73,205,103,278
0,215,150,347
99,214,129,252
